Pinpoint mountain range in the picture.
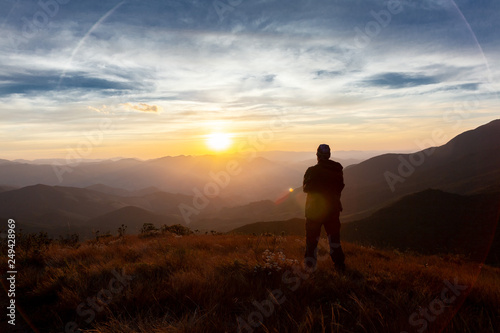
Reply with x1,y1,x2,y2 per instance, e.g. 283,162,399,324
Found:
1,120,499,259
0,152,358,203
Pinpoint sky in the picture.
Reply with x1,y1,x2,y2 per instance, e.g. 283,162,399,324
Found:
0,0,499,160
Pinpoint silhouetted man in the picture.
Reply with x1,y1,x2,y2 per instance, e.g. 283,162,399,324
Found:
303,144,346,271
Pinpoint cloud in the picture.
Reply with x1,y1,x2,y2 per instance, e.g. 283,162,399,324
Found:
443,83,480,91
0,70,134,97
363,72,439,89
263,74,276,83
122,103,162,113
314,70,343,79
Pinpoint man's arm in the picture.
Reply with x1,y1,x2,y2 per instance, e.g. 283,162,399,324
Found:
339,169,345,193
303,167,312,193
331,162,345,194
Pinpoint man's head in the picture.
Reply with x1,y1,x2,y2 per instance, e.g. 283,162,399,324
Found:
316,144,331,161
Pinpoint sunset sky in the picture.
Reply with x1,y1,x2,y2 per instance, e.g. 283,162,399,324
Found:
0,0,498,160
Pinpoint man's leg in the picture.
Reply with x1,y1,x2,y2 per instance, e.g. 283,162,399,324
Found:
324,211,345,270
305,218,322,269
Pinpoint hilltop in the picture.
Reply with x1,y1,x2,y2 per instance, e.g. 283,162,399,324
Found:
1,233,498,332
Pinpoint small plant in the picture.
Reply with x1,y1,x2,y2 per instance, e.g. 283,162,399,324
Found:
92,229,112,241
141,223,157,234
254,249,299,274
17,231,52,255
58,233,80,248
117,224,128,237
161,224,193,236
99,232,112,239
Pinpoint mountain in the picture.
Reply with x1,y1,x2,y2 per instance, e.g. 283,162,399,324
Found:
0,184,127,220
86,206,181,234
0,159,14,165
19,209,89,236
192,196,304,232
85,184,162,197
338,119,500,219
256,150,387,163
0,183,287,236
341,189,500,264
0,154,303,203
13,158,120,165
0,184,129,235
0,184,197,237
0,185,17,193
231,189,500,265
85,184,132,197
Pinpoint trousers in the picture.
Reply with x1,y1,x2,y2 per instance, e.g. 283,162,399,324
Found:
305,210,345,266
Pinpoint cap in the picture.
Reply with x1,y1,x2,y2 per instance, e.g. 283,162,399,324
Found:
316,144,331,160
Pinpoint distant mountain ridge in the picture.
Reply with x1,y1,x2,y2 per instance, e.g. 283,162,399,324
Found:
0,184,202,237
0,185,17,193
0,154,304,204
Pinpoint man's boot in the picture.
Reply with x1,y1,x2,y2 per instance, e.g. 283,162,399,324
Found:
331,248,346,272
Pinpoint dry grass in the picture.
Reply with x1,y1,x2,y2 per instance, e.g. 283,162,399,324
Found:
2,234,499,333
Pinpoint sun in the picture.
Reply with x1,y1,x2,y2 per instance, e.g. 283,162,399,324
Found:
206,132,232,152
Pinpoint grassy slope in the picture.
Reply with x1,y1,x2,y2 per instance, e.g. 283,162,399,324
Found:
1,234,499,333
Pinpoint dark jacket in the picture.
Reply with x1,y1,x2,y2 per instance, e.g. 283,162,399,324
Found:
303,159,345,220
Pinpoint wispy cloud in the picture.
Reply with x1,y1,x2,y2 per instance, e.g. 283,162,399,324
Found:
122,103,162,113
363,72,439,89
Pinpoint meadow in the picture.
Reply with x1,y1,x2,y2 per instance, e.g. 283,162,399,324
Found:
2,231,499,333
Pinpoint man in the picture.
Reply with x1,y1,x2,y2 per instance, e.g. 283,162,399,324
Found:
303,144,346,271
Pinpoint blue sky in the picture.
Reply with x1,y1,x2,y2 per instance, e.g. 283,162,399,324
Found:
0,0,498,159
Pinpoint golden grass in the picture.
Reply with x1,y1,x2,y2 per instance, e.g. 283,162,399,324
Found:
3,234,499,333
